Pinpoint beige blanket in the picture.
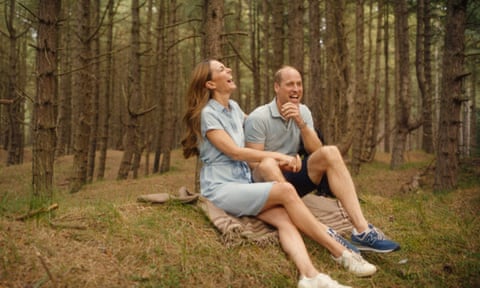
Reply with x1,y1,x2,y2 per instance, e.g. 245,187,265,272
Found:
138,187,353,247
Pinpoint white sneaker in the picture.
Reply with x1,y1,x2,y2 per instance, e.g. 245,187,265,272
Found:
298,273,352,288
333,250,377,277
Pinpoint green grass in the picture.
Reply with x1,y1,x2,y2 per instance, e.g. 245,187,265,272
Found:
0,150,479,287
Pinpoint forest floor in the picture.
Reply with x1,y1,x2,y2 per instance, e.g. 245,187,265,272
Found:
0,149,479,288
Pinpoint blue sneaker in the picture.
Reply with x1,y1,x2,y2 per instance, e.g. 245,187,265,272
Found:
327,227,360,254
351,224,400,253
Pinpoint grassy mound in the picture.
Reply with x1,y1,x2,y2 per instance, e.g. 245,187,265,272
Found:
0,149,478,287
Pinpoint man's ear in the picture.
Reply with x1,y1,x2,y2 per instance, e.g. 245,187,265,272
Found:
205,81,215,90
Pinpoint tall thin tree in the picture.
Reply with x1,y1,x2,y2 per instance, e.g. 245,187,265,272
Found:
5,0,24,166
97,0,115,180
159,0,177,173
351,0,367,175
117,0,144,179
391,0,422,169
33,0,61,196
435,0,469,190
416,0,434,153
70,0,93,192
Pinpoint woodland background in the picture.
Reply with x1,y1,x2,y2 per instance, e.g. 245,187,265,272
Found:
0,1,479,197
0,1,479,287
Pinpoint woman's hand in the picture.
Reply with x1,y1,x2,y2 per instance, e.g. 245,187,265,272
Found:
279,154,302,173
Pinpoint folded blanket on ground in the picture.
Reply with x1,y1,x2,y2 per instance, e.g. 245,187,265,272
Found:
138,187,353,247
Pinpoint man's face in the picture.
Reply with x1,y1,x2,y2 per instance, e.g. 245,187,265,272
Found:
274,67,303,106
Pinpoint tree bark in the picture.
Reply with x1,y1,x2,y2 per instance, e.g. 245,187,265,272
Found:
351,0,367,175
308,0,323,123
87,0,101,183
6,0,24,166
324,0,353,154
423,0,434,153
97,0,115,180
70,0,92,193
271,0,284,71
249,0,260,111
364,0,383,162
435,0,468,191
202,0,224,59
383,1,391,153
33,0,61,197
56,2,73,157
391,0,422,169
288,1,304,79
159,0,177,173
118,0,143,179
153,0,166,174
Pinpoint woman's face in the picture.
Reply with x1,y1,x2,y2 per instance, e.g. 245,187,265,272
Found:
207,60,236,94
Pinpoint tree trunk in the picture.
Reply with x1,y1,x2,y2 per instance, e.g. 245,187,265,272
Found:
435,0,468,191
6,0,24,166
271,0,284,71
391,0,422,169
153,0,166,174
351,0,367,175
143,0,154,176
383,1,391,153
249,0,260,111
308,0,323,123
288,1,304,81
33,0,61,197
424,0,434,153
202,0,224,59
325,0,352,154
56,2,73,157
118,0,143,179
159,0,177,173
87,0,101,183
97,0,115,180
364,0,383,162
416,0,435,154
261,0,270,105
71,0,92,193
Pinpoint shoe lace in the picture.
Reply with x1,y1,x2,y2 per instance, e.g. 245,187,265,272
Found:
327,228,351,250
367,225,387,242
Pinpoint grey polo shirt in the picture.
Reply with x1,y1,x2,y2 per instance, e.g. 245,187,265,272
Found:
244,98,314,156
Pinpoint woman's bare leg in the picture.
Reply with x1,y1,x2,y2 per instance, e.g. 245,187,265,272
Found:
260,182,345,257
257,206,318,278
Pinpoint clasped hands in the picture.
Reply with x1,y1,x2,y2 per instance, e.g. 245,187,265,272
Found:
279,154,302,173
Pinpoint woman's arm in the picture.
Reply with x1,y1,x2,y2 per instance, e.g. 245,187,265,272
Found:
206,129,300,172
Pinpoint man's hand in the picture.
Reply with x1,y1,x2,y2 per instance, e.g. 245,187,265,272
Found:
278,154,302,173
281,102,305,128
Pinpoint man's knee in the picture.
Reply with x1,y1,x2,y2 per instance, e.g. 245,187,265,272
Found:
253,157,283,182
255,157,280,175
313,145,342,163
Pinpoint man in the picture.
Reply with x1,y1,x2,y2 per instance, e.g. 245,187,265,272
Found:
244,65,400,253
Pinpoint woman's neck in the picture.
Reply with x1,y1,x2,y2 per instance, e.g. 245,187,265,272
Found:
213,93,230,109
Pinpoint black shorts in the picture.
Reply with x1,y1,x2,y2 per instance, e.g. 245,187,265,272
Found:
283,156,333,198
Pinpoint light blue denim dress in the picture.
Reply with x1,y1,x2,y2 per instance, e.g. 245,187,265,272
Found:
199,99,273,217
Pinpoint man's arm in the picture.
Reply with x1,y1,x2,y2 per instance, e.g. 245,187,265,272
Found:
244,141,265,170
298,124,322,154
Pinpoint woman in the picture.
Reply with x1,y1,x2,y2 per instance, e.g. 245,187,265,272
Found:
181,59,375,288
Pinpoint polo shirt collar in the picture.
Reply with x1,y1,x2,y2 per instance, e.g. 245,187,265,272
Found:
268,97,284,119
209,98,230,113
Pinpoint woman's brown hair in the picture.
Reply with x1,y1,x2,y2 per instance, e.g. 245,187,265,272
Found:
181,60,212,158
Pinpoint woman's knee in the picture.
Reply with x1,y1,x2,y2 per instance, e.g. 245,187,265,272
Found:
272,182,299,201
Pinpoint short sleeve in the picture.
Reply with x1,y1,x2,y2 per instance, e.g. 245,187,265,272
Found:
244,112,266,144
201,107,224,137
301,106,314,129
